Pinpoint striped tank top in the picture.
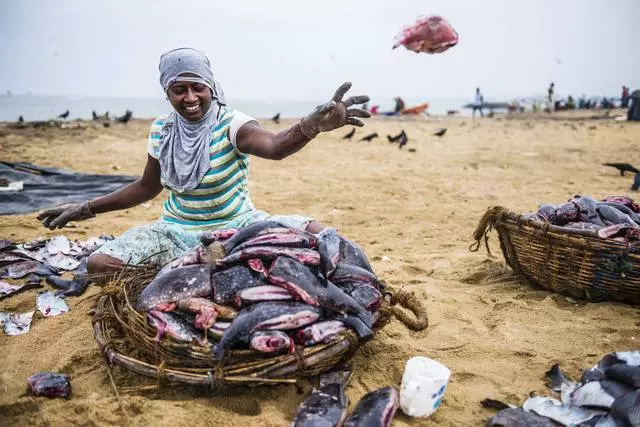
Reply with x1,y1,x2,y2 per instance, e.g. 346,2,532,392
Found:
147,107,258,230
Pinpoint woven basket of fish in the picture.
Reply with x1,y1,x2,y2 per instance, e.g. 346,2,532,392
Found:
92,221,428,387
471,195,640,305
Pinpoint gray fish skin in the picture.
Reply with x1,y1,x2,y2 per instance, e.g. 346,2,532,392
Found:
211,265,267,305
137,265,212,311
610,389,640,427
569,380,634,409
597,205,637,226
213,301,321,359
292,366,352,427
598,202,640,224
293,320,346,346
267,257,374,334
522,396,605,425
486,408,559,427
545,364,574,393
345,283,382,311
217,246,321,268
317,228,341,278
343,386,399,427
220,221,288,253
147,310,208,346
331,263,381,290
230,229,317,254
0,260,56,279
46,276,89,298
338,237,374,274
605,364,640,388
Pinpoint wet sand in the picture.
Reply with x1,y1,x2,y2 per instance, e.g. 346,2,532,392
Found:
1,111,639,426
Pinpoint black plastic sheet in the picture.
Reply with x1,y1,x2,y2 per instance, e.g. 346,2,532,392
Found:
0,161,137,215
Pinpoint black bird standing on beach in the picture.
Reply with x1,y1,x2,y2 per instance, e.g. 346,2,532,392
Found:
433,128,447,137
360,132,378,142
387,130,405,142
603,163,639,176
18,115,24,123
92,110,99,120
115,110,133,124
57,110,70,119
342,128,356,140
272,112,280,124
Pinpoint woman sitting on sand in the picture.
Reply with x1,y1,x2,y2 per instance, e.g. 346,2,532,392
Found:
37,47,370,274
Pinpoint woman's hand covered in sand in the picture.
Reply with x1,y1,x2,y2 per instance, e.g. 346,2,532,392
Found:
37,201,95,230
299,82,370,139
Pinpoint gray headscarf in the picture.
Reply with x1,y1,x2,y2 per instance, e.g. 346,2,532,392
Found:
157,48,226,193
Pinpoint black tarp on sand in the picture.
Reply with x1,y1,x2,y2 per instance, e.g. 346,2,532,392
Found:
0,162,137,215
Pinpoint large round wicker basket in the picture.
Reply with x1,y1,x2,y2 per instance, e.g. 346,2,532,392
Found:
92,266,428,387
472,206,640,305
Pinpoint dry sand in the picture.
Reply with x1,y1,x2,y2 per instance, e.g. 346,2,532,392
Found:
1,112,639,426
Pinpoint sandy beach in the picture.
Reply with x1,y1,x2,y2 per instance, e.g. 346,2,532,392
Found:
1,112,639,426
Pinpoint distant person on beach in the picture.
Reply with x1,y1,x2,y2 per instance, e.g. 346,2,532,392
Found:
472,87,484,118
393,97,405,113
37,47,370,274
622,86,630,108
547,83,555,111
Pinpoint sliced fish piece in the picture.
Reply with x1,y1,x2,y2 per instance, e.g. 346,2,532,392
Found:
522,396,605,425
22,238,47,251
37,291,69,317
598,202,640,224
11,246,46,262
213,301,321,359
211,265,267,305
230,229,317,254
27,372,71,398
176,297,236,330
486,408,559,427
216,246,320,268
609,351,640,367
605,364,640,388
597,205,637,226
0,252,33,267
1,260,56,279
0,281,23,298
249,330,293,353
610,389,640,427
208,321,230,339
219,221,288,253
147,310,208,346
0,239,15,251
136,264,212,311
292,366,352,427
47,276,89,298
199,228,238,246
338,237,374,274
317,228,341,278
268,257,374,334
331,263,381,290
343,386,399,427
44,253,81,271
236,285,293,306
293,320,346,346
569,380,634,409
0,311,35,335
45,236,71,255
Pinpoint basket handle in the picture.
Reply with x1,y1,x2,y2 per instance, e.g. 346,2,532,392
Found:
387,288,429,331
470,206,509,254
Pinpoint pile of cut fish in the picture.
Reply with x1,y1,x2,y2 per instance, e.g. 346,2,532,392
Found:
485,350,640,427
525,195,640,242
0,235,110,335
135,221,384,359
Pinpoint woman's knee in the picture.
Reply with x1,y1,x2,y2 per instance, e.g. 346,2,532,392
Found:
87,253,123,275
305,220,326,234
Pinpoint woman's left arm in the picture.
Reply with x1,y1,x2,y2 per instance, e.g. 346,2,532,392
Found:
235,82,370,160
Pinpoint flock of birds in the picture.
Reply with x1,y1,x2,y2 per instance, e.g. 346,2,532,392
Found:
17,110,133,125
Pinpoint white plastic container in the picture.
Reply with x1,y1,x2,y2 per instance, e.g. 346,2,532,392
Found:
399,356,451,417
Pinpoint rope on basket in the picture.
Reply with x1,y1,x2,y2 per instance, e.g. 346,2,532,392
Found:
470,206,509,254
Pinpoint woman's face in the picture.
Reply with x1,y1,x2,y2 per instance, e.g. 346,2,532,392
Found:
167,79,212,122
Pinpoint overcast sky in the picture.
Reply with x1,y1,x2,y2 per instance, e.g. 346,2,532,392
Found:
1,0,638,102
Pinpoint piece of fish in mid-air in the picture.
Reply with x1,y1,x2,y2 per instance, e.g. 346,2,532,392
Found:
213,301,321,359
486,408,559,427
393,15,458,54
249,330,293,353
136,264,212,311
291,366,352,427
27,372,72,398
343,386,399,427
36,291,69,317
522,396,605,425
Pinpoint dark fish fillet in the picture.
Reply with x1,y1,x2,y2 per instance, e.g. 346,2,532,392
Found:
211,265,267,305
220,221,288,253
545,363,571,392
292,366,352,427
340,282,382,311
598,202,640,224
339,237,374,274
317,228,341,278
610,389,640,427
217,246,321,268
213,301,321,359
486,408,558,427
343,386,399,427
0,239,15,251
230,229,317,254
268,257,374,333
46,276,90,298
331,263,381,290
26,372,71,398
137,264,212,311
605,364,640,388
147,310,208,346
